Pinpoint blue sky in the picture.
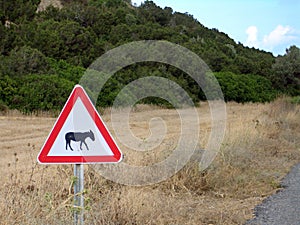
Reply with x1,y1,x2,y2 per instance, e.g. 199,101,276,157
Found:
131,0,300,56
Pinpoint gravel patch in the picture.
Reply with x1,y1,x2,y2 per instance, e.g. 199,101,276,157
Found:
246,163,300,225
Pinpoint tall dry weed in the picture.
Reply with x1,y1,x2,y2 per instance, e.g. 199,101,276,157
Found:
206,98,300,199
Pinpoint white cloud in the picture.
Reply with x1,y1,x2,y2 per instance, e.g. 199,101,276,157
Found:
131,0,144,6
263,25,296,47
245,25,299,55
246,26,259,48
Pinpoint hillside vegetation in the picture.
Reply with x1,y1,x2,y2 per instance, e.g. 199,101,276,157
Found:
0,0,299,112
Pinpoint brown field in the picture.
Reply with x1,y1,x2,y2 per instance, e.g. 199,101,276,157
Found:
0,98,299,224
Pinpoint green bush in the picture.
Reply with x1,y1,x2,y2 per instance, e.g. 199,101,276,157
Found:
0,100,9,113
214,72,277,103
0,75,18,107
291,96,300,104
13,74,75,113
1,46,50,78
48,58,85,83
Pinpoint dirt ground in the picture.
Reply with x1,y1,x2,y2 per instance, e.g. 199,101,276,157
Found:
0,100,299,224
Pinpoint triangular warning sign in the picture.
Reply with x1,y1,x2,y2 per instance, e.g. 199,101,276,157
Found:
38,85,122,164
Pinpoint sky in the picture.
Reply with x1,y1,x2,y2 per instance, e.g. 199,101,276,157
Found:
131,0,300,56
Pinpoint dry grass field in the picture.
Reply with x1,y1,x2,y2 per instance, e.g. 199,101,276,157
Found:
0,98,299,224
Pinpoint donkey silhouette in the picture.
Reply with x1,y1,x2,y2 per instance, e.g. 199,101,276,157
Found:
65,130,95,151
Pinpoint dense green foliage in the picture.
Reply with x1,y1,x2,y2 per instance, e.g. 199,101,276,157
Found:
214,72,276,103
0,0,299,112
271,46,300,95
13,75,74,112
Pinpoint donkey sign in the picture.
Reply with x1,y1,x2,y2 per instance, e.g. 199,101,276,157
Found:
37,85,122,164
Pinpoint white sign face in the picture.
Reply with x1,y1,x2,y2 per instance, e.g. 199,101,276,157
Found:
37,85,122,164
48,98,113,156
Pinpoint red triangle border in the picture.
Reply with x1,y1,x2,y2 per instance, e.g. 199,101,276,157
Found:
37,85,122,164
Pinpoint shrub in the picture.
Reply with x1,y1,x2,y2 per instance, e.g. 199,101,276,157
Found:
0,75,18,107
214,72,277,103
291,96,300,104
1,46,50,78
13,74,75,113
47,58,85,83
0,100,9,113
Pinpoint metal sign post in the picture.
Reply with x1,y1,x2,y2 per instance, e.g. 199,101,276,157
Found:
74,164,84,225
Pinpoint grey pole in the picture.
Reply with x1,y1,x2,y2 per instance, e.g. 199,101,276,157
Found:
74,164,84,225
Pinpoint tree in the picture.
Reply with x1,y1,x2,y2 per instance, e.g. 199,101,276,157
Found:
31,19,98,67
0,0,40,22
14,75,75,112
215,72,276,103
138,1,171,26
271,45,300,95
0,23,18,56
1,46,50,78
0,75,17,107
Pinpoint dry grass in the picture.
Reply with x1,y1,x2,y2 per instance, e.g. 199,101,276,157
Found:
0,98,299,224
